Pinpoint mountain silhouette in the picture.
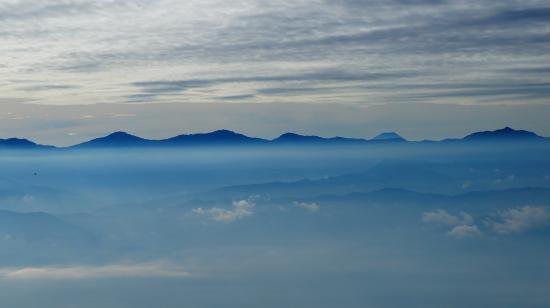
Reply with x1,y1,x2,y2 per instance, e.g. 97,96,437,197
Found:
462,127,543,141
0,127,547,149
74,130,369,148
162,129,266,146
372,132,406,141
0,137,51,149
74,131,151,148
272,133,365,144
273,133,326,143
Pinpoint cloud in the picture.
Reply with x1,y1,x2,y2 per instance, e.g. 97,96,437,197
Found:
2,0,549,106
422,210,473,226
132,80,214,94
193,199,255,222
447,225,482,239
426,207,550,237
294,202,320,213
219,94,256,100
0,262,190,280
22,194,35,203
130,70,414,100
110,113,136,118
484,7,550,25
423,210,481,238
490,206,550,234
18,84,80,92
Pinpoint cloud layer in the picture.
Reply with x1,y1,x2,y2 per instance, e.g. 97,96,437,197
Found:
1,0,549,106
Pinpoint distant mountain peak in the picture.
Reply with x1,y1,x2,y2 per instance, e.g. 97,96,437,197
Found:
212,129,236,134
164,129,265,145
372,132,405,141
279,132,301,138
273,133,368,144
4,137,36,145
207,129,245,137
464,127,542,141
0,137,41,148
105,131,141,139
277,132,314,138
274,133,326,142
108,131,130,136
74,131,148,148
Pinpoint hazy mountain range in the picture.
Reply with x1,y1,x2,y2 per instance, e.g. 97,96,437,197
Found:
0,127,547,149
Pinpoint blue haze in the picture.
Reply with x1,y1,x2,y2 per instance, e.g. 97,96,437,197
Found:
0,132,549,307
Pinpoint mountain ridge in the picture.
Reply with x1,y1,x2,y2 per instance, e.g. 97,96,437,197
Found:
0,127,547,149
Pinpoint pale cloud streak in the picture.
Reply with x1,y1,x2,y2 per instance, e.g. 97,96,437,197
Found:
193,199,255,222
0,262,190,280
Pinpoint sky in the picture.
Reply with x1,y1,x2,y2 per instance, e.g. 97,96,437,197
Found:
1,0,550,145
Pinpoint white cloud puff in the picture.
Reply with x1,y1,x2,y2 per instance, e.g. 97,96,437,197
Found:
294,202,320,213
447,225,482,239
423,209,481,239
193,199,255,222
22,194,35,203
491,206,550,235
422,210,473,226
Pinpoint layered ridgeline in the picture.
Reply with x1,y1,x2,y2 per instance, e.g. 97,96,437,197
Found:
0,127,547,149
